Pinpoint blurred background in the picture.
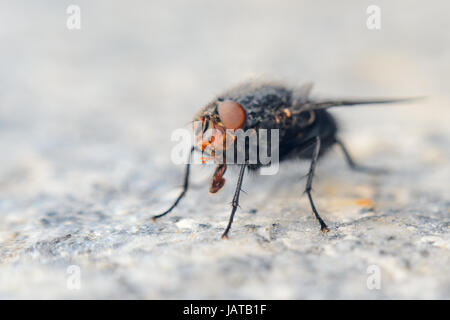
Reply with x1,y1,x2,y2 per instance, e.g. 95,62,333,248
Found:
0,1,448,299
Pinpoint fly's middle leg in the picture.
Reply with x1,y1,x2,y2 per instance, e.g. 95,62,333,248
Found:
304,136,329,232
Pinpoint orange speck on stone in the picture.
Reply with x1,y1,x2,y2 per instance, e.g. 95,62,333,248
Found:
355,198,375,208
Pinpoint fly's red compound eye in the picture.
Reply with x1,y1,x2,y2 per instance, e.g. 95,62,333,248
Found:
217,100,246,130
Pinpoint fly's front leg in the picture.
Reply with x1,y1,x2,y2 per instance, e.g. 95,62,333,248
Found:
335,139,387,174
151,147,194,221
221,164,247,239
304,136,329,232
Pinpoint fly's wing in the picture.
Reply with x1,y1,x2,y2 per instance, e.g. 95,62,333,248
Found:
298,97,423,112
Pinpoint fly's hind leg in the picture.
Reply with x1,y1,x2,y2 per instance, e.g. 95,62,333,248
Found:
335,139,387,174
304,136,329,232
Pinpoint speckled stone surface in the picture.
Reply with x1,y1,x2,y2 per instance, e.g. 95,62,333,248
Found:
0,1,449,299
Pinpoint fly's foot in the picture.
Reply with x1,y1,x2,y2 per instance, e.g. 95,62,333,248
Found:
352,165,389,175
150,213,165,222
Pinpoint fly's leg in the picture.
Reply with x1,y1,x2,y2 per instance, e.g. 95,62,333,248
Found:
221,164,247,239
305,136,329,232
151,147,194,221
335,139,387,174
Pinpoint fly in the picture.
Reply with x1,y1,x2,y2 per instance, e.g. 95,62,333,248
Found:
152,81,419,239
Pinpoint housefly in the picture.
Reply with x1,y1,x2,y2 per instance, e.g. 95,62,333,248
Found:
152,81,417,239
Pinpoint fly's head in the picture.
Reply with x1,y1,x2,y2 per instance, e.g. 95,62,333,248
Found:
194,100,247,161
194,100,247,194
